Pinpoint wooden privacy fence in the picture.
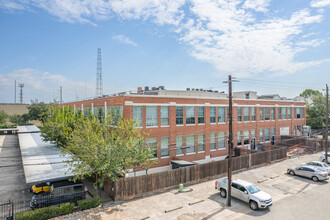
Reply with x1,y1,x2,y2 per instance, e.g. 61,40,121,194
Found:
104,147,287,201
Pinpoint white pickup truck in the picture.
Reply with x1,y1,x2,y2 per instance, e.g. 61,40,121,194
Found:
215,178,272,210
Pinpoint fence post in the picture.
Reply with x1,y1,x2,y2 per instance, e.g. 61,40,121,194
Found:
248,153,251,169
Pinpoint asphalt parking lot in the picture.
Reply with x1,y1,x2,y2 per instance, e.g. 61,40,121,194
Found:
0,135,31,203
60,152,329,220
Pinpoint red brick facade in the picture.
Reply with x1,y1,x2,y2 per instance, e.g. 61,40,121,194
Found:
63,94,306,168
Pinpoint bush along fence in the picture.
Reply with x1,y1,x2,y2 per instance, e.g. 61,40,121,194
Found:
1,197,101,220
104,147,287,201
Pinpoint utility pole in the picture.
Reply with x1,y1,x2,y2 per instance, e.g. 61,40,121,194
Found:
14,80,16,103
223,75,238,207
59,86,63,104
324,84,329,163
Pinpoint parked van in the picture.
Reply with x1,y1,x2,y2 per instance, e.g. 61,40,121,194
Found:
30,181,87,210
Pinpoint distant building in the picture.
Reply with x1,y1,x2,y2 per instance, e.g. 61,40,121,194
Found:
62,87,306,171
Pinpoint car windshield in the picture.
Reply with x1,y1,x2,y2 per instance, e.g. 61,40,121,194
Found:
246,185,260,194
323,163,329,167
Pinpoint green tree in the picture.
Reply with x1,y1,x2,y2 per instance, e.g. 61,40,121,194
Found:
9,114,29,125
0,110,8,125
306,94,328,129
41,106,157,187
299,89,322,98
27,102,48,123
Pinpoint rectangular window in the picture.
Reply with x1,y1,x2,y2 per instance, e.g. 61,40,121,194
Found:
271,107,275,120
218,132,225,149
146,106,158,127
210,107,216,123
265,108,270,121
251,129,256,150
198,107,204,124
237,107,242,122
237,131,242,146
108,106,123,125
301,107,304,119
176,106,183,125
265,128,270,142
84,107,92,116
218,107,225,123
186,135,195,154
296,107,301,119
244,107,250,122
160,137,169,157
259,129,264,143
210,133,216,150
278,107,282,120
259,107,264,121
282,107,287,120
161,106,169,126
94,107,105,122
133,106,143,127
271,127,275,144
176,136,184,155
251,107,256,121
244,130,249,145
198,134,205,152
186,106,195,125
146,138,157,158
288,107,291,119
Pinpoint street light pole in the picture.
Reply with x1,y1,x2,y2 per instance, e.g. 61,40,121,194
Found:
325,84,329,163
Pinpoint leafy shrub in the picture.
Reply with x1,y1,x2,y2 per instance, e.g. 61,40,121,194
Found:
58,203,75,215
15,203,74,220
77,197,101,210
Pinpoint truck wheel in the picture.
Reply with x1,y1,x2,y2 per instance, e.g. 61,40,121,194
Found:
249,200,258,211
312,176,319,182
220,189,226,198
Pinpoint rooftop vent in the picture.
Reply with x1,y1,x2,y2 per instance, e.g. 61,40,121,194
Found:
186,88,190,91
145,86,149,91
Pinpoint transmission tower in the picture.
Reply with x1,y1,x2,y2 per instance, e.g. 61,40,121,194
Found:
18,83,24,104
96,48,103,97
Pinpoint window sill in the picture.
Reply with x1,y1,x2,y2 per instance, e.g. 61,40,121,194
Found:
161,125,170,128
210,149,217,151
176,124,184,127
210,123,217,125
146,126,158,128
176,154,184,156
186,124,196,126
198,151,205,153
198,123,205,125
161,156,170,159
186,152,196,155
218,122,226,124
218,148,226,150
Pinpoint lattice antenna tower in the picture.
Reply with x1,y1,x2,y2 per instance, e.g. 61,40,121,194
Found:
96,48,103,97
18,83,24,104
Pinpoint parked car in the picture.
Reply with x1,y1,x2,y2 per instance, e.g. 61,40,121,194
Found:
302,161,330,174
320,152,330,163
287,165,329,182
30,181,51,194
30,181,87,210
215,178,272,210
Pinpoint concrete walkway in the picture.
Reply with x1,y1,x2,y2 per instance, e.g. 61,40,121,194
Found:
0,135,30,203
57,153,325,220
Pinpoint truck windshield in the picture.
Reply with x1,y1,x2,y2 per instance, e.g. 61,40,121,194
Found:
246,185,260,194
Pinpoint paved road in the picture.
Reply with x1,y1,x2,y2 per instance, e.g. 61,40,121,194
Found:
0,135,31,203
55,153,329,220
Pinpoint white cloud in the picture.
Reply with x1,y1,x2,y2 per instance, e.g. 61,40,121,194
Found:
112,35,138,47
1,0,185,25
1,0,330,78
0,68,134,103
311,0,330,8
243,0,271,12
178,0,328,77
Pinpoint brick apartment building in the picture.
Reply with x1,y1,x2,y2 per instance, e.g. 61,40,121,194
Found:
63,88,306,172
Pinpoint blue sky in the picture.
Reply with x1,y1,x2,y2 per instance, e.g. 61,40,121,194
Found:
0,0,330,103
